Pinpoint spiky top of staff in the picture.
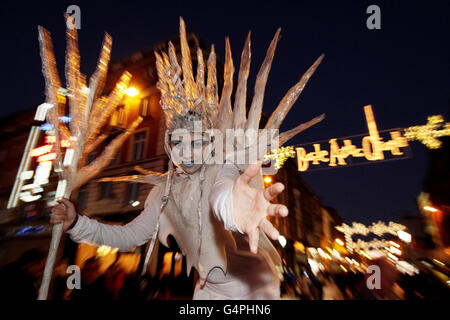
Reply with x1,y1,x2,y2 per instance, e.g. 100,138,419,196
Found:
37,15,142,300
38,16,142,195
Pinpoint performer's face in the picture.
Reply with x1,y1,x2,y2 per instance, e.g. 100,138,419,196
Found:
169,132,210,174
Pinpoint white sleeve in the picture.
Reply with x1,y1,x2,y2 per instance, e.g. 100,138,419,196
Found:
209,163,244,233
67,185,161,252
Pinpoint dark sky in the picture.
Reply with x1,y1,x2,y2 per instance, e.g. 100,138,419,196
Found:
0,1,448,224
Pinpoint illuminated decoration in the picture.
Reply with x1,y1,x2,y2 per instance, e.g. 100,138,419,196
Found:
295,105,409,171
19,161,53,203
336,221,407,254
266,106,449,171
8,126,41,208
396,261,419,276
423,205,438,213
131,200,140,207
278,235,287,248
15,225,45,236
35,103,54,121
294,241,305,252
37,152,57,163
40,123,54,131
58,116,72,123
397,230,411,243
30,145,53,158
264,145,296,169
404,115,450,149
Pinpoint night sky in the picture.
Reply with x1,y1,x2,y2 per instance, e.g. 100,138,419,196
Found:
0,1,448,224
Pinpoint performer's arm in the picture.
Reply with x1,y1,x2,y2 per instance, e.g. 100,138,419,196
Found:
50,186,161,251
209,163,243,233
209,161,288,254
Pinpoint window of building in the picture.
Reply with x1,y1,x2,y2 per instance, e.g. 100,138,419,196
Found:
100,182,113,199
139,96,151,117
117,105,126,125
132,131,147,161
111,104,126,127
127,183,141,204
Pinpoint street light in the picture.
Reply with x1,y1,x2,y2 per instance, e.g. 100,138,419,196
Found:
263,176,272,184
125,87,139,97
423,205,438,213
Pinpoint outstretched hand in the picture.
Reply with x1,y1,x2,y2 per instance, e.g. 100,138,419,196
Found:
232,161,288,254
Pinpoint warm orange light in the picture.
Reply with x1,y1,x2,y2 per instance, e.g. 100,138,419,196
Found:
45,135,56,144
423,206,438,213
125,87,139,97
263,176,272,184
335,238,344,246
30,145,53,157
37,152,56,163
294,241,305,252
60,140,71,148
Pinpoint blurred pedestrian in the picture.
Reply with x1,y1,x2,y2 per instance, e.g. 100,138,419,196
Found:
0,249,46,300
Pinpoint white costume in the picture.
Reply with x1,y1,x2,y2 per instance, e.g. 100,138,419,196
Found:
68,164,279,299
65,17,324,300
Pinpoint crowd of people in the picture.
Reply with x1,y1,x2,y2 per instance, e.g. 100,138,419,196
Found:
0,249,448,300
280,258,450,300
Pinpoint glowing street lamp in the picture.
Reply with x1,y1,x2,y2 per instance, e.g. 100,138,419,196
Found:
423,206,438,213
263,176,272,184
125,87,139,97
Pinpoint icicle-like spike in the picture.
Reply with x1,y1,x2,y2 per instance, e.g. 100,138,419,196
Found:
265,54,324,130
98,170,168,185
206,45,218,108
278,113,325,146
246,28,281,131
196,47,205,95
38,26,61,106
75,116,143,189
217,37,234,132
83,133,108,157
87,71,132,141
64,15,85,140
38,26,65,174
233,31,251,130
87,33,112,116
179,17,195,99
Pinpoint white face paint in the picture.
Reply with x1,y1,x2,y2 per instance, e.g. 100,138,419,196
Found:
169,132,211,174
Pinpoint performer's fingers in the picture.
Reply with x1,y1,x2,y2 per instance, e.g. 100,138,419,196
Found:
267,203,288,217
58,198,74,210
260,219,279,241
239,160,262,185
248,228,259,254
51,204,65,215
50,214,65,224
263,182,284,201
